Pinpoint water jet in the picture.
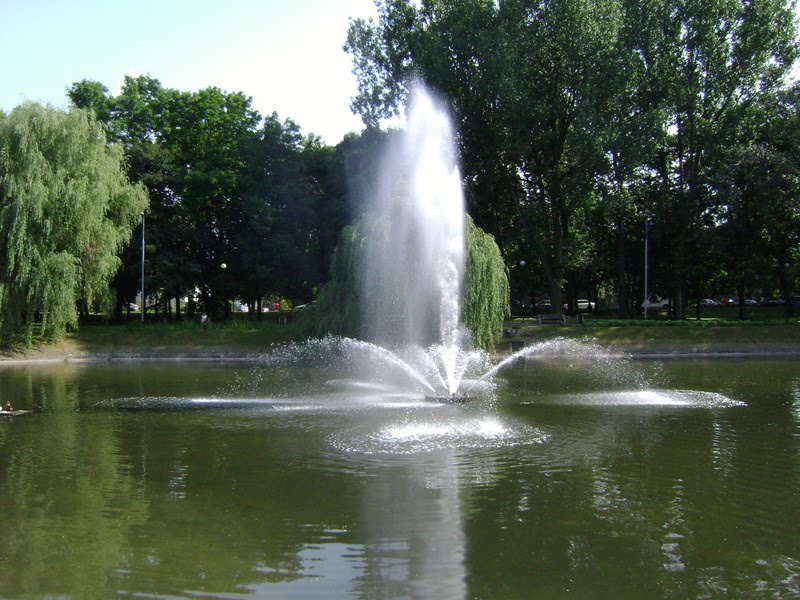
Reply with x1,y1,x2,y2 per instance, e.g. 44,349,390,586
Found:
424,394,478,404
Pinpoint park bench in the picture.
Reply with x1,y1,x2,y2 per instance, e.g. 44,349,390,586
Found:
537,313,566,325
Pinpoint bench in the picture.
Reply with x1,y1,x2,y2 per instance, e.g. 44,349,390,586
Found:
537,313,566,325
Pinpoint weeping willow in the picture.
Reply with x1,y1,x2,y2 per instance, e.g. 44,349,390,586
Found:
462,215,510,350
0,103,148,343
299,224,364,340
305,214,508,351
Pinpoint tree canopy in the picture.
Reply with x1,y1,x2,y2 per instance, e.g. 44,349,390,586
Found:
345,0,800,317
0,103,148,342
307,214,508,351
69,75,350,320
3,0,797,348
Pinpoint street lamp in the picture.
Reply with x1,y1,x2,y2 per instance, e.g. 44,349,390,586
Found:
140,213,145,324
644,217,649,320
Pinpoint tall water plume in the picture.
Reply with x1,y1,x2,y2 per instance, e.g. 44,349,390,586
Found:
361,84,467,372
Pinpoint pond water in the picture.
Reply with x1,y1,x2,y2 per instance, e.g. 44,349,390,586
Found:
1,357,799,599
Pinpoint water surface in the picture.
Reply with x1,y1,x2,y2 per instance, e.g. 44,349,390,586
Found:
1,358,798,598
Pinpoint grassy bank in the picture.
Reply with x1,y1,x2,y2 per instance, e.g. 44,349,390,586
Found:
0,319,303,361
1,316,799,361
504,317,800,354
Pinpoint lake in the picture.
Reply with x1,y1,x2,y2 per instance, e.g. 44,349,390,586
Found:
1,355,798,599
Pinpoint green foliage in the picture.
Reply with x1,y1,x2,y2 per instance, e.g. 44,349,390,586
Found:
69,76,350,319
303,224,365,340
640,0,799,317
42,0,799,334
307,216,508,350
0,103,148,343
345,0,800,318
463,215,509,349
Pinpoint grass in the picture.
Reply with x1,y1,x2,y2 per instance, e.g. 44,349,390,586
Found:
1,309,799,361
85,319,301,349
506,315,800,352
1,319,304,360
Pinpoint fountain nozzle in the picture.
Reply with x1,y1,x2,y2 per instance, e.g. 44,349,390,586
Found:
425,393,476,404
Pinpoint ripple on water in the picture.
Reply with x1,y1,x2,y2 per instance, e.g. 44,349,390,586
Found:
522,389,746,408
330,415,547,455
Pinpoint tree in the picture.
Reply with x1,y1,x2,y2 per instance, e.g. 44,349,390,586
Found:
587,0,670,317
715,143,780,318
500,0,626,314
301,136,351,291
713,84,800,317
70,76,344,319
308,215,508,351
644,0,797,318
0,103,148,342
71,77,263,319
163,86,261,318
235,114,316,311
346,0,799,319
759,85,800,315
462,215,510,349
70,76,185,318
347,0,629,314
65,79,113,124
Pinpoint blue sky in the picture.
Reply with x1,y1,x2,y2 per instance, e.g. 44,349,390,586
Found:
0,0,378,144
4,1,798,144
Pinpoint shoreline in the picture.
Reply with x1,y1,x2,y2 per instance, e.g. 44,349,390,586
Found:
1,321,799,366
1,344,799,367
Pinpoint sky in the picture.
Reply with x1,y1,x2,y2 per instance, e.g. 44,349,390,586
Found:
4,1,799,146
0,0,379,145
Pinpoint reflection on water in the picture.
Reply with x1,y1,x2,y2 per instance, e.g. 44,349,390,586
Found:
524,389,746,407
1,359,800,598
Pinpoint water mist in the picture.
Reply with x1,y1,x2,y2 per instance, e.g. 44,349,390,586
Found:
361,84,468,394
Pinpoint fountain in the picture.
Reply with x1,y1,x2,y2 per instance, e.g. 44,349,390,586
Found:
288,83,744,411
0,88,767,600
298,84,633,403
309,82,489,402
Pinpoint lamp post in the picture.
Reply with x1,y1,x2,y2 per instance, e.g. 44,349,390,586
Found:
644,217,649,320
140,213,145,324
220,263,228,318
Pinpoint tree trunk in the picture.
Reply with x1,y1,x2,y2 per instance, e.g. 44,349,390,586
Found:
541,255,563,315
675,284,688,320
778,267,794,318
615,216,629,318
737,284,746,321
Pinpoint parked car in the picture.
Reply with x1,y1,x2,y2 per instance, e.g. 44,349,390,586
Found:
762,298,786,306
722,298,759,306
536,299,571,311
512,299,533,311
535,298,593,311
698,299,720,307
126,302,138,311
